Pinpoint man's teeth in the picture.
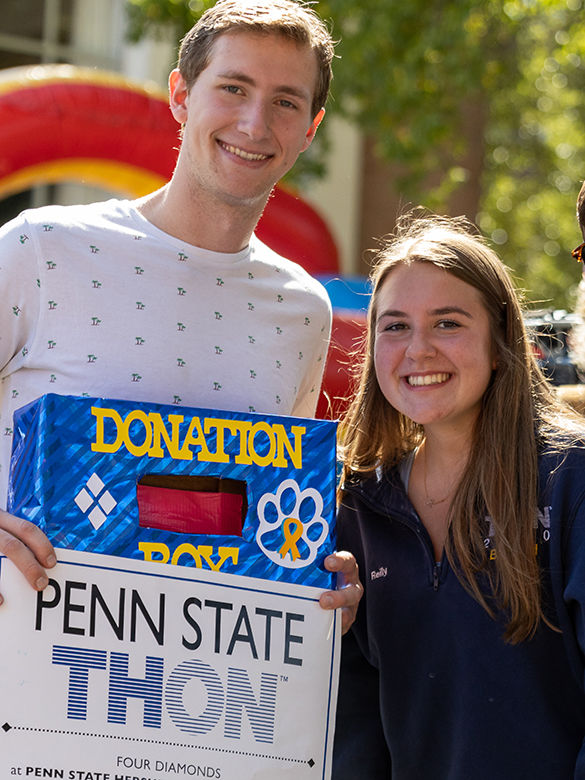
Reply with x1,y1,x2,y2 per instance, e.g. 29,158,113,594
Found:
407,373,450,386
223,143,268,161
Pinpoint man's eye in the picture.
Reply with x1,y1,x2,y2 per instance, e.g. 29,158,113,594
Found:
278,99,296,109
224,84,242,94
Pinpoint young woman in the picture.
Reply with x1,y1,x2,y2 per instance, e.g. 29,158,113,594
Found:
332,214,585,779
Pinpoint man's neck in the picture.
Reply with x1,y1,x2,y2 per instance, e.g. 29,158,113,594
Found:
134,183,265,253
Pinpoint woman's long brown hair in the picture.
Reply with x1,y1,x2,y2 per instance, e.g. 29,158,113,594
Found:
340,213,584,643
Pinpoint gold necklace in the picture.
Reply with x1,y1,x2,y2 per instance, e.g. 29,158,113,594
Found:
422,444,451,508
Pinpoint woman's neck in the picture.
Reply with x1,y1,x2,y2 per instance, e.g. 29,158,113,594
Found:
408,431,472,562
422,426,472,474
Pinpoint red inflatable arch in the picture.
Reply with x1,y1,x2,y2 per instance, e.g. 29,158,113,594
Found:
0,65,174,199
0,64,362,418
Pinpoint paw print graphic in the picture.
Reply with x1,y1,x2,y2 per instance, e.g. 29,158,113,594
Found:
256,479,329,569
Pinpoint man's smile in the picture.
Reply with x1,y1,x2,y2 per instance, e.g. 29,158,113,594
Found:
218,140,271,161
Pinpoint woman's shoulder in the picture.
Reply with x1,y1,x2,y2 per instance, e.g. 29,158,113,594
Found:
340,461,410,515
538,439,585,507
539,437,585,470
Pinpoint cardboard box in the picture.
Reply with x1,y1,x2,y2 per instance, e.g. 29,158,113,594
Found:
8,394,338,589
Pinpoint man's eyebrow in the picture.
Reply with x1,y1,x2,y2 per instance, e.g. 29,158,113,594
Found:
216,70,311,101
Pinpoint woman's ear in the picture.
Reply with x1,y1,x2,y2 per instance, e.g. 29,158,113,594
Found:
491,342,499,371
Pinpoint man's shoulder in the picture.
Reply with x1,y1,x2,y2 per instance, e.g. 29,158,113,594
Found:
250,235,332,307
14,198,132,230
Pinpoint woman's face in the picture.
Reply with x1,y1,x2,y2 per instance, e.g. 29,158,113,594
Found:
373,262,496,438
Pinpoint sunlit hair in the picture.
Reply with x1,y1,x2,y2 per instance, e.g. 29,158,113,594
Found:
578,180,585,240
177,0,335,118
567,180,585,370
340,211,585,643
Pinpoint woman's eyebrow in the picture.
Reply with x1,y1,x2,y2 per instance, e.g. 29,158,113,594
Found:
377,306,473,322
377,308,407,319
431,306,473,318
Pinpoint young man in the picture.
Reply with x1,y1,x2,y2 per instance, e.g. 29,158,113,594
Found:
0,0,361,628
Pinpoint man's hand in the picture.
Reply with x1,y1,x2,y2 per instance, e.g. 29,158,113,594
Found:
0,510,56,604
0,511,364,629
320,551,362,634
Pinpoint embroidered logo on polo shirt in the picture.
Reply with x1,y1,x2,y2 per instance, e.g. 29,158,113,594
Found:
371,566,388,580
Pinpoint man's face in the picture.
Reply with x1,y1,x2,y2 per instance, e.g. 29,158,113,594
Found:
169,30,323,211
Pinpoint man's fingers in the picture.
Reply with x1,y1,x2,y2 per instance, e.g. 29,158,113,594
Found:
325,550,360,584
0,512,56,594
318,582,363,634
340,604,358,635
320,551,363,634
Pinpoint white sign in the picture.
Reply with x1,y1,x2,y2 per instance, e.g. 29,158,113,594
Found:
0,549,340,780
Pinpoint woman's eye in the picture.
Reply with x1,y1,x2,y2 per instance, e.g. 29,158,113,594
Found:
437,320,461,330
383,322,407,332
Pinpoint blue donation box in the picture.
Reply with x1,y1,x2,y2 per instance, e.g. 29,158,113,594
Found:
8,393,338,588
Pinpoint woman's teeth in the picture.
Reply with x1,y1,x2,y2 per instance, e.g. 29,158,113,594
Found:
407,373,450,386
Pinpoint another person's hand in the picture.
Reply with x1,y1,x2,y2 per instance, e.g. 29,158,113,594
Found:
0,510,56,604
320,551,362,634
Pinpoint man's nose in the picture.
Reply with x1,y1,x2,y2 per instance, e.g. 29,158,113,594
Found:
237,99,271,141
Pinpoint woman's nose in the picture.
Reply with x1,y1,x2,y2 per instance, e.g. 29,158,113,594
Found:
405,330,436,360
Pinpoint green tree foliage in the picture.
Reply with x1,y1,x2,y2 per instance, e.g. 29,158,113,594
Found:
126,0,585,307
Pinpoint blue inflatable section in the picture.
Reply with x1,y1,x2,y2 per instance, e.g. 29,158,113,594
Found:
316,275,371,313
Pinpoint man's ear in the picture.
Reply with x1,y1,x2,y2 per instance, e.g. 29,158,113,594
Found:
169,69,189,125
301,107,326,151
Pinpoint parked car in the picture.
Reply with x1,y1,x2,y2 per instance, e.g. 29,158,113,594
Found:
524,309,583,386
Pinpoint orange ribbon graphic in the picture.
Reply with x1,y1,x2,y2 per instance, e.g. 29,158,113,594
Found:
279,517,304,561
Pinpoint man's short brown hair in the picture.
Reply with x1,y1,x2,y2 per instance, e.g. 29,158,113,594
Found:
177,0,334,119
